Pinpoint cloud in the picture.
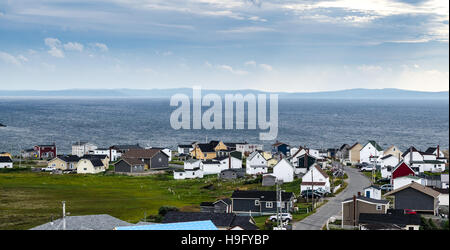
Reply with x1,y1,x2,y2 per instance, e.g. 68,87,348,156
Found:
357,64,383,73
63,42,84,52
93,43,109,52
218,26,275,33
44,38,65,58
0,51,22,66
217,64,248,75
259,63,273,71
245,60,256,66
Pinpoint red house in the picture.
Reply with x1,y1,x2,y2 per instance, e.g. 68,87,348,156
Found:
391,161,415,185
33,144,57,159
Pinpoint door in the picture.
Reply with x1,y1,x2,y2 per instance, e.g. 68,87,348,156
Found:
366,190,370,198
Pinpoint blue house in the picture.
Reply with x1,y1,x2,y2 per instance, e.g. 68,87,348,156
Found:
272,141,290,156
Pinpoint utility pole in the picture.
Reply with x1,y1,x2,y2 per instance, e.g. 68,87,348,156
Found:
62,201,66,230
276,180,283,229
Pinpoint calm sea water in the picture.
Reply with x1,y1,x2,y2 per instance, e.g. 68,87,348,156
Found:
0,98,448,154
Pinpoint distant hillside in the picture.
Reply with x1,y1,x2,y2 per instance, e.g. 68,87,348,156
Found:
0,88,448,100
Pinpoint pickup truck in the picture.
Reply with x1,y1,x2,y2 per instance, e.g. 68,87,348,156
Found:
269,213,292,222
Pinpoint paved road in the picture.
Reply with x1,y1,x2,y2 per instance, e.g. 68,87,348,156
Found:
293,165,371,230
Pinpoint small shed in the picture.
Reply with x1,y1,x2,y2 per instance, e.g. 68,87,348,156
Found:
363,185,382,200
262,175,277,186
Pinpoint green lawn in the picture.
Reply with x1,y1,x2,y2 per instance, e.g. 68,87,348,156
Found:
0,169,301,230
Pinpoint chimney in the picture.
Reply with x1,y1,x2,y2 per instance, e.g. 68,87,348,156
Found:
409,147,413,165
228,153,231,169
437,145,440,157
357,192,361,196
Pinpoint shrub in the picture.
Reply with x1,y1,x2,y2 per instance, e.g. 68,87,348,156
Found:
158,206,179,217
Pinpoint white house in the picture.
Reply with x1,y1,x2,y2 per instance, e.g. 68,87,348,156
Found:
379,154,400,178
393,175,426,190
272,159,295,183
246,151,268,175
184,159,201,170
174,168,204,180
300,165,330,193
177,144,194,155
363,185,382,200
76,158,106,174
402,146,446,173
359,141,383,164
235,143,263,155
217,156,242,170
0,156,13,168
437,190,449,206
72,141,97,157
201,160,223,175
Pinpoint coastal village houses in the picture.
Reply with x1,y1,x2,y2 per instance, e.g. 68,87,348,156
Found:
0,156,13,169
300,165,331,193
246,151,268,175
271,158,295,183
231,190,295,216
348,142,363,163
72,141,97,157
359,141,383,164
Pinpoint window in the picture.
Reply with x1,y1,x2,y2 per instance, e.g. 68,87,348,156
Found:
266,202,273,208
83,168,87,171
376,204,382,210
255,200,260,206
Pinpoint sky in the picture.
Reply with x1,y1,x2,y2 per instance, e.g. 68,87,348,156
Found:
0,0,448,92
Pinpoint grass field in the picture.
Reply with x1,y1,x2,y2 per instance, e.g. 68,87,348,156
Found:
0,169,301,230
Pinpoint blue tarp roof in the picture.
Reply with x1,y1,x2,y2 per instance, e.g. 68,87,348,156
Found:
114,220,218,230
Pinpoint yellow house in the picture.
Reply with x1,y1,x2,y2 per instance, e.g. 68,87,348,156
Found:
76,158,106,174
213,141,228,151
261,151,272,161
48,157,69,170
47,155,81,170
348,143,363,163
383,145,402,159
0,152,12,158
267,158,278,167
191,144,217,160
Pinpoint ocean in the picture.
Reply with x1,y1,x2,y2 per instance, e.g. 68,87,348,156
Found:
0,98,448,154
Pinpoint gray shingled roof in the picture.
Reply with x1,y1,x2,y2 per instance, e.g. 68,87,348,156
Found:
30,214,133,230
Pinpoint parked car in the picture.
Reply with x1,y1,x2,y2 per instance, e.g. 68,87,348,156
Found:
361,165,375,172
41,167,55,172
380,184,392,191
301,190,322,198
315,188,330,196
269,213,292,222
404,209,417,215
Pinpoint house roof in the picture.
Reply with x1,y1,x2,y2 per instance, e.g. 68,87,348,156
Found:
110,144,142,150
231,190,294,202
313,165,329,178
380,154,394,160
197,143,216,153
401,146,420,158
90,159,104,167
202,159,221,165
30,214,133,230
358,213,421,227
342,196,389,204
82,154,108,160
178,144,193,148
247,151,263,161
116,220,218,230
425,147,439,154
272,141,289,147
214,198,232,206
162,212,258,230
349,142,362,150
123,149,162,159
0,156,12,163
366,140,383,151
385,182,440,198
120,158,145,166
364,185,381,190
301,182,326,186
